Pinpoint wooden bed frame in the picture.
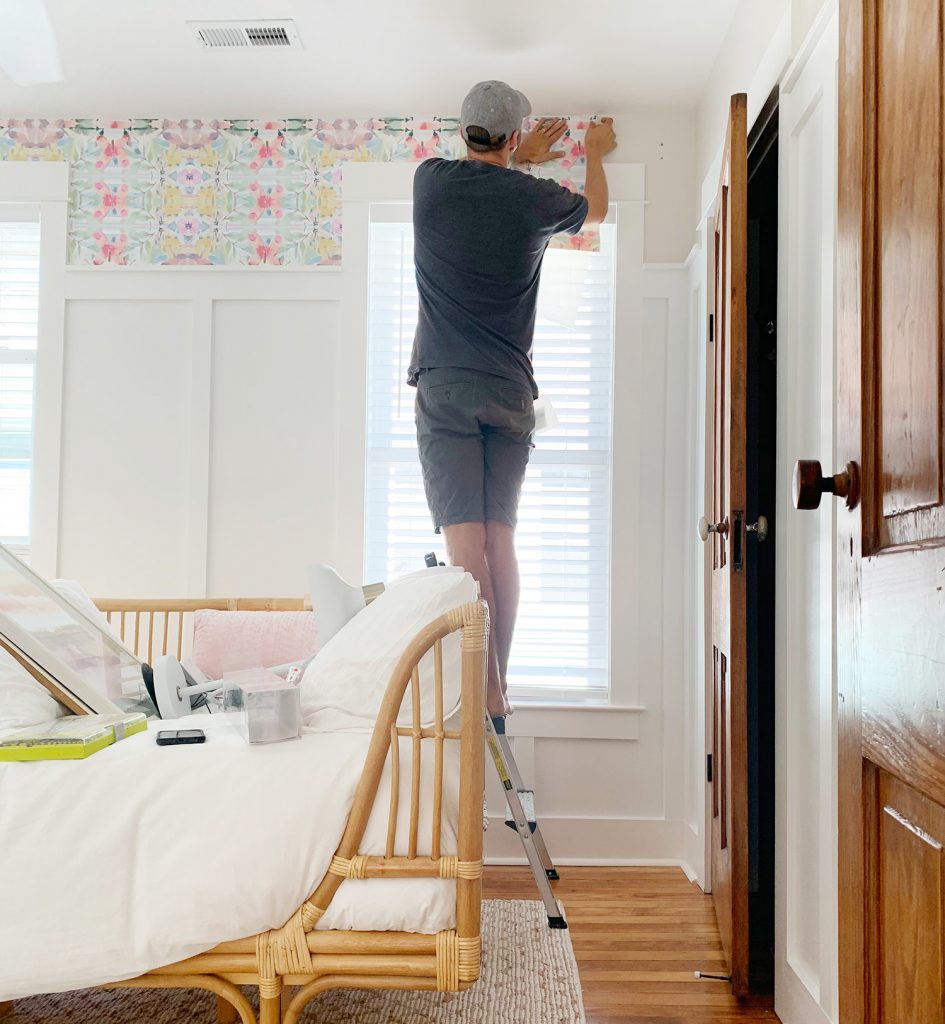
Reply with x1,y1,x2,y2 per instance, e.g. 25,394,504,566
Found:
67,593,487,1024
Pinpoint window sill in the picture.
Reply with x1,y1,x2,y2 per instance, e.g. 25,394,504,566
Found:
502,703,644,741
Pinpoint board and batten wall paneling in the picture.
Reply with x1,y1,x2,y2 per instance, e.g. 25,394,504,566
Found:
480,219,693,864
638,297,670,742
49,160,697,865
642,272,697,835
775,7,839,1024
58,299,192,595
482,263,695,866
207,299,339,595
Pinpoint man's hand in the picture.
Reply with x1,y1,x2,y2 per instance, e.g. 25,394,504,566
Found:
585,116,617,158
512,117,569,166
582,117,616,227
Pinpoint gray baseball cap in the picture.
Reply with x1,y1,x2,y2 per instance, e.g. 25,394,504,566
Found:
460,81,531,147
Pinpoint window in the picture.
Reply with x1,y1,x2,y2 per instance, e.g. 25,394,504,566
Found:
0,213,40,557
365,210,615,704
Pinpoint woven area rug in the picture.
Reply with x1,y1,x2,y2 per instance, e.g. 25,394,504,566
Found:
7,900,585,1024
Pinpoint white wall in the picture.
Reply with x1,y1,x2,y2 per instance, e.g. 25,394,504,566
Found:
687,3,839,1021
29,156,695,865
775,12,839,1023
696,0,791,182
44,271,348,598
793,0,832,50
695,0,832,191
58,298,193,594
611,109,698,263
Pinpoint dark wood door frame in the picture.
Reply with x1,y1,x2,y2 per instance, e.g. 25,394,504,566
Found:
707,92,750,996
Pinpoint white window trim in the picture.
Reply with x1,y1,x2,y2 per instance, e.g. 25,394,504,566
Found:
0,162,68,576
338,161,647,738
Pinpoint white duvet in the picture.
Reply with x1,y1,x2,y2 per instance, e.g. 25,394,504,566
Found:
0,714,459,999
0,567,479,1000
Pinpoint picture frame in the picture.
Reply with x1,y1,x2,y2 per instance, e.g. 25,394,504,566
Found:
0,543,146,716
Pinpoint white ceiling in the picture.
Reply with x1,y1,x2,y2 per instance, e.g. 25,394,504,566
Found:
0,0,739,116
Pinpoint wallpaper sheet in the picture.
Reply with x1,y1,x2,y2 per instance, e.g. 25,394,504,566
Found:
0,116,595,266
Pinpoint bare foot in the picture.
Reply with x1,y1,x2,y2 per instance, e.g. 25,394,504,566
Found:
487,682,506,720
499,679,514,718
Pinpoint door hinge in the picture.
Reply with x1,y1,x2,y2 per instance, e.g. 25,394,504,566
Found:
708,312,714,343
706,753,713,783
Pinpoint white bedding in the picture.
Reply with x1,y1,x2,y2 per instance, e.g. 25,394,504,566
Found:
0,714,459,999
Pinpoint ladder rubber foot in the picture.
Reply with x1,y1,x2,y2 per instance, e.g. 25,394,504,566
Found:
547,915,568,929
545,868,560,881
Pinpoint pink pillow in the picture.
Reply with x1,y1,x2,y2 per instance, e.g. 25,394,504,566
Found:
191,610,318,679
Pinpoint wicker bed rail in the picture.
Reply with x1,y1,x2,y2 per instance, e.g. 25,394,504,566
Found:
93,593,488,1024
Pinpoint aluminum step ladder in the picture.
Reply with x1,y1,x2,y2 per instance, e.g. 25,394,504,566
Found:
423,553,565,928
484,714,566,929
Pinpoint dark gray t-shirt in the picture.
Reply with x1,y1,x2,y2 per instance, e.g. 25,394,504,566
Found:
407,158,589,398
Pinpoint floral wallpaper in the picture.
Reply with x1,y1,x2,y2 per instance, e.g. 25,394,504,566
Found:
0,116,595,267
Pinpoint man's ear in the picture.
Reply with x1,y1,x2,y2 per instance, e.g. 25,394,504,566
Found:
509,128,522,151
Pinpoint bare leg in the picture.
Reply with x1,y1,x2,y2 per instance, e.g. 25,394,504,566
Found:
441,522,505,718
485,521,519,713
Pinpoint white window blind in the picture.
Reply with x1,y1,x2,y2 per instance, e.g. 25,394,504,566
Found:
0,219,41,554
365,216,615,704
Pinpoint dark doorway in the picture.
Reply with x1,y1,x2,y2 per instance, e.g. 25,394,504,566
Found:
745,88,778,994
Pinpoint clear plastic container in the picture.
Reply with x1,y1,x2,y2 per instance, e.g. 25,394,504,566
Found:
222,668,302,744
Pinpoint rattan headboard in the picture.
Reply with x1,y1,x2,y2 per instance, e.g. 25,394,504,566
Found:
94,585,385,664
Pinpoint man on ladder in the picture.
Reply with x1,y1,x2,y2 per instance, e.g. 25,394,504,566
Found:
409,82,615,727
409,82,615,927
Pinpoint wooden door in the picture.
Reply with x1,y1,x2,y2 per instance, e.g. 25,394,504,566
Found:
828,0,945,1019
706,92,750,996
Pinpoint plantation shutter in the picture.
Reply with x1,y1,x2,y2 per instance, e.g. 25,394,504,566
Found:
0,218,40,552
365,213,614,703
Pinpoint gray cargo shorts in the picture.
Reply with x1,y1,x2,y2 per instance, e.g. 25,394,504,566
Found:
415,367,535,530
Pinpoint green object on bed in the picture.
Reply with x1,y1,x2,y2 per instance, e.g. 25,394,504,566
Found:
0,712,147,761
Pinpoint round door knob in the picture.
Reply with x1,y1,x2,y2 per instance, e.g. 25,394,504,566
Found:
698,516,729,542
747,515,768,542
793,460,860,510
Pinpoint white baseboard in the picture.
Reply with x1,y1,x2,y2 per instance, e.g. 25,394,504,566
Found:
775,962,834,1024
678,860,703,886
684,820,706,889
485,856,693,868
483,814,686,863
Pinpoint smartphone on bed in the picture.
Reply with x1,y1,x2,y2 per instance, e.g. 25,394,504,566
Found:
156,729,206,746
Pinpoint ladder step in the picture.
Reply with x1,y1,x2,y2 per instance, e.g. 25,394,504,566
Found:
505,790,537,833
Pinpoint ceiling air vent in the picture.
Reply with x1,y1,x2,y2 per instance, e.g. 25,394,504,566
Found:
189,20,303,50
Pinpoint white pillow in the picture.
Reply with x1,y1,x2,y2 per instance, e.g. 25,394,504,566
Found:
0,649,67,738
51,579,113,632
300,567,478,732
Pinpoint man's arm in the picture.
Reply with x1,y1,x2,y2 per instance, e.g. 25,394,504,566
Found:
583,117,617,226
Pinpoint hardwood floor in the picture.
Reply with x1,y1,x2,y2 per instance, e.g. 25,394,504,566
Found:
482,866,778,1023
